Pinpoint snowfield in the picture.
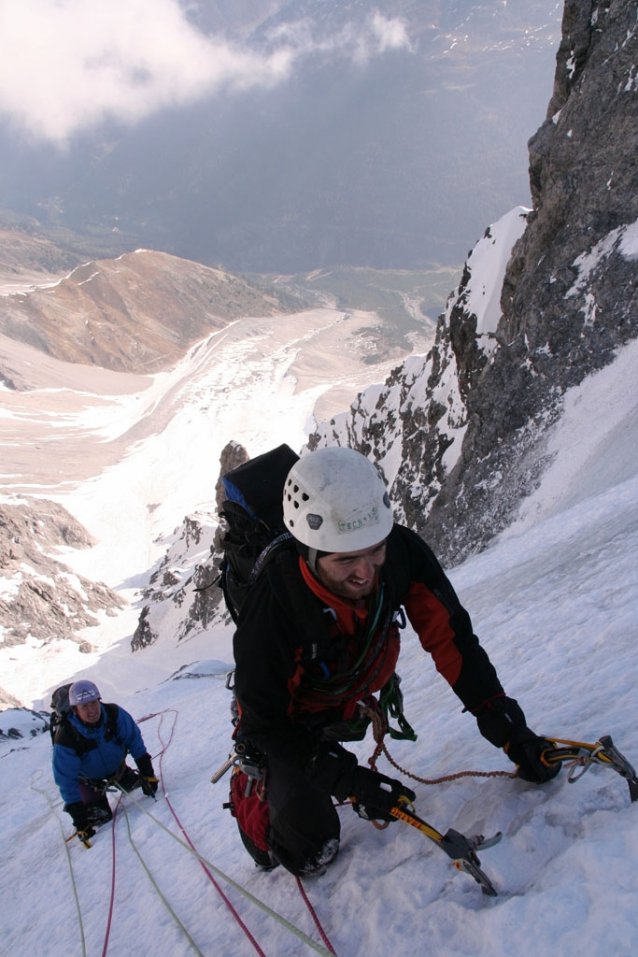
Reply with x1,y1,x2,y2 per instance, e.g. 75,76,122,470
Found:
1,328,638,955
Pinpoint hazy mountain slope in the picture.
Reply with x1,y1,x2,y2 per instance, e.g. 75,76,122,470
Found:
0,296,435,676
0,229,83,288
0,248,308,375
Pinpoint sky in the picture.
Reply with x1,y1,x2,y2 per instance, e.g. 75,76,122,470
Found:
0,0,410,146
2,305,638,953
0,1,562,274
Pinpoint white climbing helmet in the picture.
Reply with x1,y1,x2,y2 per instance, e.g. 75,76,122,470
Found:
283,446,393,553
69,679,101,706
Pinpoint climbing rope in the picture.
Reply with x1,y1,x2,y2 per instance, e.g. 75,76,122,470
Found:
112,782,334,956
296,879,338,957
30,772,87,957
35,706,334,956
100,794,121,957
360,701,516,784
151,709,268,957
133,709,336,957
120,801,206,956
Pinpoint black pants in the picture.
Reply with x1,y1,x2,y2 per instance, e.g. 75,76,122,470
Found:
259,754,341,877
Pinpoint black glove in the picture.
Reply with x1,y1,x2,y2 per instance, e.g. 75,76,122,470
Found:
475,695,560,784
506,728,561,784
135,752,159,796
65,801,96,839
306,740,358,792
306,741,415,820
334,765,416,822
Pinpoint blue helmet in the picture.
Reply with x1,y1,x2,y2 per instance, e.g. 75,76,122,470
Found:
68,679,101,706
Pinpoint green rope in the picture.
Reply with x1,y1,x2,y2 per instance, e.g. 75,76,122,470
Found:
114,785,334,957
30,772,87,957
121,804,205,957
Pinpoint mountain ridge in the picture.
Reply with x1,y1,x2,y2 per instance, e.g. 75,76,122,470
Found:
0,248,308,377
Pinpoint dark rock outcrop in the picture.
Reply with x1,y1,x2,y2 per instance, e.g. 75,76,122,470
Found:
0,707,50,739
426,0,638,563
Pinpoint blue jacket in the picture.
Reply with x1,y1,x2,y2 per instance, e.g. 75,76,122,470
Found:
52,704,147,805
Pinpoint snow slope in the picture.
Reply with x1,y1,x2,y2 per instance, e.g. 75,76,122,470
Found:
1,332,638,955
0,303,435,705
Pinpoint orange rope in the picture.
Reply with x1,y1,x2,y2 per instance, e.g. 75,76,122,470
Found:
360,703,516,785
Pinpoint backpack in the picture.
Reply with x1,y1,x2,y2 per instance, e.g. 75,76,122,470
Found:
49,683,73,745
225,767,272,866
217,443,300,623
216,443,339,664
49,683,121,756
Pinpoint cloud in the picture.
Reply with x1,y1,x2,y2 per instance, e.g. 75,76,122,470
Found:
370,12,413,53
0,0,412,147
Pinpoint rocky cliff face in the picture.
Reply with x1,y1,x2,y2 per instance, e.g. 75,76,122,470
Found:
130,439,249,650
0,498,124,650
311,0,638,565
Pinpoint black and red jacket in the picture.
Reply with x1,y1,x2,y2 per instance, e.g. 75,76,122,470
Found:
233,523,504,769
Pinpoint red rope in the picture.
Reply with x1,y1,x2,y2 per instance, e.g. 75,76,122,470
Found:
152,709,268,957
141,708,338,956
296,878,338,955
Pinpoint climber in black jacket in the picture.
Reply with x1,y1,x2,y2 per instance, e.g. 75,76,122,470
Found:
232,446,559,876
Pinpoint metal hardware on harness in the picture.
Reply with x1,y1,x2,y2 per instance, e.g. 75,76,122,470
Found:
235,742,265,782
210,741,266,785
210,751,239,784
